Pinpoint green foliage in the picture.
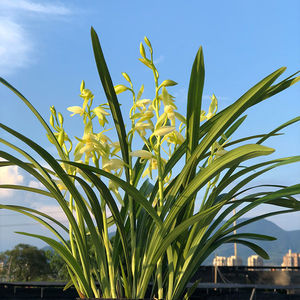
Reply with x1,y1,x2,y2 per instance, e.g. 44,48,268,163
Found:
0,27,299,299
46,249,69,281
0,244,50,282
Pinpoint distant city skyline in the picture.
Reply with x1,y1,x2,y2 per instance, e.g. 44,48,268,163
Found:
213,250,300,267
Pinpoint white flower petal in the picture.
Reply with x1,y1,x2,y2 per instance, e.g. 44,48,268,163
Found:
130,150,153,159
154,126,175,136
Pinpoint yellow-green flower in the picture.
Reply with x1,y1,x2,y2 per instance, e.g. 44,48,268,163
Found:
135,121,154,137
53,179,67,191
136,99,152,112
130,150,154,161
200,110,206,122
79,134,98,159
154,126,175,137
200,94,218,121
81,86,93,99
79,80,94,111
93,106,110,127
142,158,158,179
67,106,85,116
164,130,185,145
211,141,228,158
109,180,124,205
164,105,175,122
160,87,177,108
206,94,218,120
74,132,107,162
139,106,155,122
103,159,124,172
110,141,121,156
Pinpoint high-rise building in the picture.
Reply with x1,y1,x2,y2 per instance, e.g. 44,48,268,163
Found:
248,255,263,267
213,256,227,267
281,249,300,267
227,255,243,266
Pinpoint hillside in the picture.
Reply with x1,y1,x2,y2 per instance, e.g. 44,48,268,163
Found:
41,219,300,266
204,218,300,265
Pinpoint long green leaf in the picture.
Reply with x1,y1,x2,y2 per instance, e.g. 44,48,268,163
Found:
16,232,93,297
0,184,52,197
0,78,67,161
64,161,162,227
80,169,131,280
186,46,205,161
90,27,129,181
0,125,94,276
0,204,69,242
166,67,286,209
137,202,223,298
257,116,300,144
164,144,274,224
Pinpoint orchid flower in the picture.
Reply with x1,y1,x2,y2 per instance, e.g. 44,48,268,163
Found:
67,106,85,116
93,106,110,127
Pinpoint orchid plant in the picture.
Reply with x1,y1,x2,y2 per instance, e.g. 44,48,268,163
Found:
0,27,300,299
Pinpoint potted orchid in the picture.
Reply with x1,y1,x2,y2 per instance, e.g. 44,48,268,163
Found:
0,27,299,299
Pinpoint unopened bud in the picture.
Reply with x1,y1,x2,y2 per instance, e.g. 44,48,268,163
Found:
144,36,152,49
80,80,85,93
122,72,131,83
140,42,146,58
58,112,64,125
161,80,177,87
49,114,55,127
50,105,56,115
114,84,129,95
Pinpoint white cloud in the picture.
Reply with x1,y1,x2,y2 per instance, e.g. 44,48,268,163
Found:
0,164,24,198
0,17,33,75
31,204,68,224
0,1,71,75
28,180,45,189
0,0,71,15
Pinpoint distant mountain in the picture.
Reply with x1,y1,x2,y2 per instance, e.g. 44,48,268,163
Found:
204,218,300,265
41,219,300,266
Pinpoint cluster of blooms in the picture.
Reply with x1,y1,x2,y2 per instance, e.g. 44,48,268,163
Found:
47,37,225,202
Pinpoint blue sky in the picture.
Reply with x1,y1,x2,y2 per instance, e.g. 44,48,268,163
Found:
0,0,299,251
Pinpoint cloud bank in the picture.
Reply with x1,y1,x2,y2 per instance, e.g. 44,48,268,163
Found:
0,0,71,15
0,164,24,198
0,0,71,75
0,18,33,75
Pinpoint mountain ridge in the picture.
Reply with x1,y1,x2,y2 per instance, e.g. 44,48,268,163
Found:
204,218,300,265
41,219,300,266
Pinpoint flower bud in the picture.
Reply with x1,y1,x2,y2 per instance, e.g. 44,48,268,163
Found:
161,80,177,87
122,72,131,83
57,130,65,146
144,36,152,49
140,42,146,58
114,84,129,95
80,80,85,93
58,112,64,125
50,105,56,116
49,114,55,127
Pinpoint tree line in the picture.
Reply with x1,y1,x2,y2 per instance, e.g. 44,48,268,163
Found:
0,244,69,282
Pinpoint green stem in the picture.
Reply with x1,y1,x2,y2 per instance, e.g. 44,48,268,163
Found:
129,197,136,297
157,257,163,300
128,109,136,298
201,182,211,209
68,193,89,296
102,203,117,298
